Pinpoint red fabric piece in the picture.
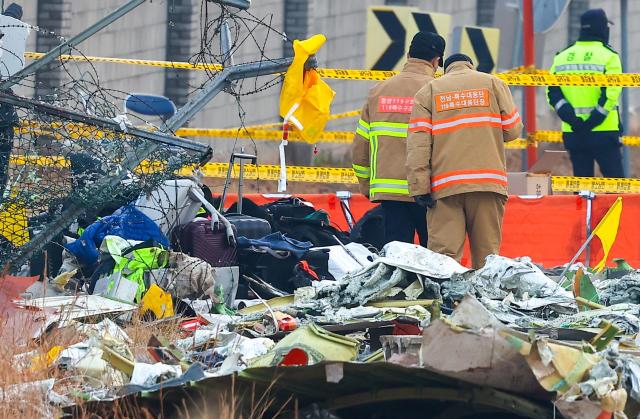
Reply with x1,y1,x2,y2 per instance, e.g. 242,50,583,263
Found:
0,275,39,302
279,348,309,366
0,275,48,347
298,260,320,281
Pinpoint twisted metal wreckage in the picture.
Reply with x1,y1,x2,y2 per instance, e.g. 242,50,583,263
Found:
2,1,640,418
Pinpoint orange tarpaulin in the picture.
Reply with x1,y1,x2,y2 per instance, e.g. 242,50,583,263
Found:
222,193,640,268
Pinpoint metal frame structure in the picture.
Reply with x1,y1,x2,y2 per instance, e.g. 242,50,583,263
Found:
1,0,293,269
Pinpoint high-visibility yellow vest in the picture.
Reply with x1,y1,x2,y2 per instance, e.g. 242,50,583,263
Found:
548,41,622,133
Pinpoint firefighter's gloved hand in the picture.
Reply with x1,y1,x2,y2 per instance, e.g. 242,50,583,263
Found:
577,109,608,133
414,194,435,209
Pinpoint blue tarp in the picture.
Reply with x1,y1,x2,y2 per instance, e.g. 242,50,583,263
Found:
65,205,168,269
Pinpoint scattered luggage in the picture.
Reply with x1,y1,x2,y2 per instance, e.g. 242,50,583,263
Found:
225,213,272,240
172,218,238,268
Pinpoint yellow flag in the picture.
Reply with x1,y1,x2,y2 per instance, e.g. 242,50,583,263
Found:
593,197,623,272
279,34,335,143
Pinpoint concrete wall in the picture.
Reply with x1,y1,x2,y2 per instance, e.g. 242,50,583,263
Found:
66,0,167,101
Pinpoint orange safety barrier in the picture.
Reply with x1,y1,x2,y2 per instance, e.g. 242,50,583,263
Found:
222,193,640,268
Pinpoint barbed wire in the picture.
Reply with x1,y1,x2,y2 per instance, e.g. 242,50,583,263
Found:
0,1,295,270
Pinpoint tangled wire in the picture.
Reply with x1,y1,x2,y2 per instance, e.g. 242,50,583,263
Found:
0,1,293,272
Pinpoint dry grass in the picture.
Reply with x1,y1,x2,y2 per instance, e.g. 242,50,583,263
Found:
0,284,289,419
0,314,67,417
124,314,184,362
174,375,294,419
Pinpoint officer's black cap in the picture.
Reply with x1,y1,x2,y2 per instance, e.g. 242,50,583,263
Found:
581,8,613,32
444,53,473,71
409,31,446,67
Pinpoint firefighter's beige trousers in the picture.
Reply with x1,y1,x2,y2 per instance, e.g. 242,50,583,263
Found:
427,192,507,269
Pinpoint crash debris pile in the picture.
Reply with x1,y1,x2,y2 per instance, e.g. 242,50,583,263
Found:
5,186,640,417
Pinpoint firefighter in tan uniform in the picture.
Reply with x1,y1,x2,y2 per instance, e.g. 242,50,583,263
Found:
352,32,445,246
406,54,523,268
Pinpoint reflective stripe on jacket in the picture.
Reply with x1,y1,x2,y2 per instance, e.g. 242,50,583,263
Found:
351,58,436,202
406,61,523,200
547,40,622,133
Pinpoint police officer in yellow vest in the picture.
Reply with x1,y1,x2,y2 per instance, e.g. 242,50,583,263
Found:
352,32,445,246
547,8,624,178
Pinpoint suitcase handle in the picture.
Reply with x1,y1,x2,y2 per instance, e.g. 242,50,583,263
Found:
190,187,236,247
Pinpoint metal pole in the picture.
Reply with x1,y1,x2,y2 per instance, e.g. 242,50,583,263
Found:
580,190,596,266
7,57,293,269
238,147,245,214
220,20,234,67
621,0,630,177
523,0,537,168
164,58,291,130
559,229,598,280
0,0,146,90
0,92,211,156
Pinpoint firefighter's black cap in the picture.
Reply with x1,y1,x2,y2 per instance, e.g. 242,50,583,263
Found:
444,53,473,71
409,31,446,67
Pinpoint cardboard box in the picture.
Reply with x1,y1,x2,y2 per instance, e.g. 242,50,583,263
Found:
507,150,567,196
507,172,551,196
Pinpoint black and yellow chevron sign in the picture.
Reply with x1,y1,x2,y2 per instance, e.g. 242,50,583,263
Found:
453,25,500,73
365,6,451,72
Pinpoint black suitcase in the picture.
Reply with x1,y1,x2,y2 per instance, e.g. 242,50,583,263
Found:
264,197,315,223
224,213,272,240
172,219,238,267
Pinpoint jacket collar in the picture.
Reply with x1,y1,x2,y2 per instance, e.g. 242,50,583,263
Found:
402,58,436,77
445,61,474,74
576,38,606,45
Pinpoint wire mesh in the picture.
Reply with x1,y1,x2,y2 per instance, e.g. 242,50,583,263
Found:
0,92,210,271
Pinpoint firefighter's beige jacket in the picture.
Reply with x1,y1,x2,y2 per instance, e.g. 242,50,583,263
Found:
406,61,523,200
352,58,435,202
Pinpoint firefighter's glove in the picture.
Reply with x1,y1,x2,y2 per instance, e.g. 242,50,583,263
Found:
415,194,435,209
576,109,608,133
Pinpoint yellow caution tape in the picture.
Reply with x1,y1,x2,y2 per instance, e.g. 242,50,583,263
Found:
176,127,640,149
8,155,640,193
328,109,361,120
316,68,399,81
551,176,640,194
25,51,640,86
242,109,361,130
184,163,359,184
505,140,527,150
13,119,640,149
530,131,640,147
24,52,223,71
192,163,640,194
496,73,640,87
175,128,353,144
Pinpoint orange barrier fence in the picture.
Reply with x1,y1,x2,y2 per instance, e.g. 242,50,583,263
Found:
223,193,640,268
